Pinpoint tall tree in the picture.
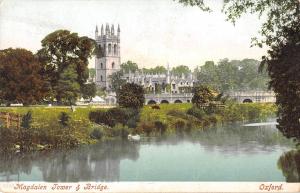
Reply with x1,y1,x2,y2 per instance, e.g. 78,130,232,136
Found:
121,61,139,73
116,83,145,108
171,65,191,77
0,48,48,106
37,30,95,104
81,83,97,101
177,0,300,140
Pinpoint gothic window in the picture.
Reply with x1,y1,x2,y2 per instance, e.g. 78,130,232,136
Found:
112,62,115,69
100,75,103,81
108,43,112,54
100,63,103,69
114,44,117,55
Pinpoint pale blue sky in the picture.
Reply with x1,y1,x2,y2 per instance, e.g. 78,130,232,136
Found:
0,0,266,69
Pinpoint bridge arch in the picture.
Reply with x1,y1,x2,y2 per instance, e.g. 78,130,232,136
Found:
147,100,157,105
174,99,183,103
243,98,253,103
161,100,169,104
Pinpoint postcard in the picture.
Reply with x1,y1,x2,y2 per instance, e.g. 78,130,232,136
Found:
0,0,299,192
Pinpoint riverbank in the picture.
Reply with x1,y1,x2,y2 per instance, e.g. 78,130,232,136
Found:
0,103,277,152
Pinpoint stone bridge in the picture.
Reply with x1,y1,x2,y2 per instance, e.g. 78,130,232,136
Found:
145,93,193,104
145,91,276,104
225,91,276,103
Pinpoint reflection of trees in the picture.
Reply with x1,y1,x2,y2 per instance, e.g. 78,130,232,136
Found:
277,149,300,182
0,140,140,182
146,123,294,155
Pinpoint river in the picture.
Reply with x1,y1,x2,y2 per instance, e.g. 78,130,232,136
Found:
0,120,299,182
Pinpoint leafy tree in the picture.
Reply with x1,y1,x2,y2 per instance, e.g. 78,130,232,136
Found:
81,83,96,101
116,83,145,108
196,61,219,89
142,66,167,74
192,85,218,107
55,66,81,105
171,65,191,77
121,61,139,73
110,71,126,91
0,48,48,106
177,0,300,140
37,30,95,104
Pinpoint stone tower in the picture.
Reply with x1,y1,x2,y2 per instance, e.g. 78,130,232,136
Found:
95,24,121,90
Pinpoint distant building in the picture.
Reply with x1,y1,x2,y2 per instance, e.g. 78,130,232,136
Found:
122,64,196,94
95,24,121,90
94,24,196,94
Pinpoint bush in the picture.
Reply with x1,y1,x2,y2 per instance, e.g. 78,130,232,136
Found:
89,110,115,127
89,107,140,128
112,124,130,139
59,112,70,127
151,105,160,110
21,111,32,129
0,127,16,153
187,106,205,119
90,128,103,140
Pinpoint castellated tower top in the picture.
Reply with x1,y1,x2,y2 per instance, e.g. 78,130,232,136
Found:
95,23,120,40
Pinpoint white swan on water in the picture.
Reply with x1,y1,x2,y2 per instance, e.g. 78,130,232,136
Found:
128,134,141,141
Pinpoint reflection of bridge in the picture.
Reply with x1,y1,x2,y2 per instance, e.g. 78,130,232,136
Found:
145,91,276,104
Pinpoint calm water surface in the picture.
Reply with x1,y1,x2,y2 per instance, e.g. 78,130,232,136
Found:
0,121,299,182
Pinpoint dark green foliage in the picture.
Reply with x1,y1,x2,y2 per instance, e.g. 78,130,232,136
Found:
89,110,115,127
37,30,95,104
21,111,32,129
187,106,205,119
90,128,103,140
195,59,269,92
59,112,70,127
110,71,126,92
117,83,145,108
81,83,96,100
89,107,140,128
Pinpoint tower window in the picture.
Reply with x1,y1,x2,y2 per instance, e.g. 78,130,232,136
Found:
112,62,115,69
114,44,117,55
100,75,103,81
108,43,112,54
100,63,103,69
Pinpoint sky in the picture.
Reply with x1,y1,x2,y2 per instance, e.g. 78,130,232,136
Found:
0,0,266,69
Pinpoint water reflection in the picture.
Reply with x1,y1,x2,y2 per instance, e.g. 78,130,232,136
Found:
0,122,298,182
0,141,140,182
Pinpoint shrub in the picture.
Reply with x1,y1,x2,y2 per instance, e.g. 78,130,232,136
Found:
89,110,115,127
154,121,167,134
0,127,16,153
107,107,128,125
151,105,160,110
112,124,130,139
90,128,103,140
58,112,70,127
187,106,205,119
21,111,32,129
